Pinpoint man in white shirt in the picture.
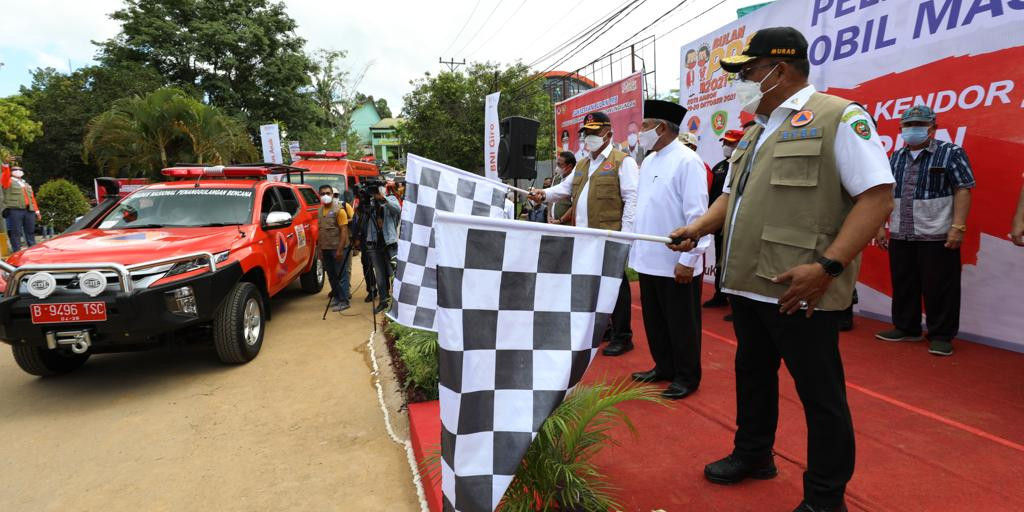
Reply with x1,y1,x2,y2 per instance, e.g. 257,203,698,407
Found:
628,99,711,400
668,27,894,512
529,111,639,356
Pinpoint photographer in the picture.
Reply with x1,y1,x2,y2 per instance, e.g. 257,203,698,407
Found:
361,181,401,314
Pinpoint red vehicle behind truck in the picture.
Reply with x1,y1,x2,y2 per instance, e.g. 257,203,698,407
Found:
0,165,325,376
290,151,380,198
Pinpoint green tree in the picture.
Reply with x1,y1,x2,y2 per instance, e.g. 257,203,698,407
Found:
83,87,257,178
0,97,43,158
295,49,368,153
97,0,319,135
37,179,91,232
401,62,554,173
17,62,164,186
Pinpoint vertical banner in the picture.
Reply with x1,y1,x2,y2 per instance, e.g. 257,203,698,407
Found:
679,0,1024,351
259,124,283,164
554,72,644,162
484,92,501,180
287,141,301,162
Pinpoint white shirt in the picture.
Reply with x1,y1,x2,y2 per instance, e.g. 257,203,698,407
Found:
503,199,516,220
720,85,895,308
629,140,712,277
543,143,639,232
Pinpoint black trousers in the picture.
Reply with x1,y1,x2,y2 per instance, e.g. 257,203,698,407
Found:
730,295,854,508
360,249,377,295
638,274,702,388
609,271,633,343
888,239,961,341
712,231,726,299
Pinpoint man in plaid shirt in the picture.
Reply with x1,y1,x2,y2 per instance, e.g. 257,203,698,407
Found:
874,105,975,356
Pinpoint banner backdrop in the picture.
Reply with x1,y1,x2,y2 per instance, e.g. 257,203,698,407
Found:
679,0,1024,351
554,72,644,160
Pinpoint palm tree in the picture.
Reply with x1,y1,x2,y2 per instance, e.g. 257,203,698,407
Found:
84,87,257,177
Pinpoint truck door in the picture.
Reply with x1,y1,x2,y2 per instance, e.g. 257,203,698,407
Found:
274,186,312,281
258,187,299,294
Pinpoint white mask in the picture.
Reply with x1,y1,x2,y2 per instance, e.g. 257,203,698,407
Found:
12,170,24,178
637,127,660,151
627,133,638,148
562,142,569,151
320,194,333,204
723,146,735,159
583,134,606,153
734,63,781,114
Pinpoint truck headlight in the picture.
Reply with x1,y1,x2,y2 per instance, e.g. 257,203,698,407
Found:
166,251,228,277
165,286,197,316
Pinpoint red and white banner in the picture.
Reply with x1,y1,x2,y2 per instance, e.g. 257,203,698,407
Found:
554,72,644,160
680,0,1024,351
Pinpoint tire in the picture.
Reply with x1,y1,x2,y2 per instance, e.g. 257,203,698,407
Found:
11,345,89,377
300,252,325,294
213,282,264,364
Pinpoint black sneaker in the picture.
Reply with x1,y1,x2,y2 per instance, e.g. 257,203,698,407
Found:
704,454,778,485
793,501,848,512
703,296,729,308
373,300,390,315
875,329,923,342
928,339,954,356
364,293,376,303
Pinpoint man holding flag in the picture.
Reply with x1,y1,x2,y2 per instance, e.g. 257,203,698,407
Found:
528,111,639,357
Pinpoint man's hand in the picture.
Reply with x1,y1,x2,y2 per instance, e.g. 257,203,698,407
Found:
550,218,560,225
667,224,700,252
773,263,833,317
674,263,695,284
874,227,889,250
945,227,964,250
35,211,41,221
527,188,546,202
1012,217,1024,247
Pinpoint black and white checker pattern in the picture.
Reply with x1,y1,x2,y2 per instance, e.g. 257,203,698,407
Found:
433,212,630,512
388,154,509,331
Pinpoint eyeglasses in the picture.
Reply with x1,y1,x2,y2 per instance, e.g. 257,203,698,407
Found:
737,62,780,81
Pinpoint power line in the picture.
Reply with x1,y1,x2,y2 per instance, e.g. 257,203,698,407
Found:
441,0,483,57
657,0,728,39
593,0,691,61
519,0,588,56
468,0,530,59
454,0,508,57
526,0,639,69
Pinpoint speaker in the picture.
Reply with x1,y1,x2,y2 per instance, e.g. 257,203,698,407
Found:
498,116,539,180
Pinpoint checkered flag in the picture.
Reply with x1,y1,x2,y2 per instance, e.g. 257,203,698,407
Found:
433,212,631,512
388,154,509,331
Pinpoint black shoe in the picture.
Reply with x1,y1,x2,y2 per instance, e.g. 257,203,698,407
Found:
660,382,696,400
631,369,671,383
838,317,854,332
602,340,634,356
373,300,390,314
364,293,376,303
723,314,734,322
704,454,778,485
793,500,848,512
703,296,729,308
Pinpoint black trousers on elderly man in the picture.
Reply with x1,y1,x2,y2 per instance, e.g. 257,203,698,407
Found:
638,273,702,388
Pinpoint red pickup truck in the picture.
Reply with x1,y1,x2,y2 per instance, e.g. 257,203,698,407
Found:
0,165,324,376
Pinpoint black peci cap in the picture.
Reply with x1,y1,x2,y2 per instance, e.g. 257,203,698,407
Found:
720,27,808,73
642,100,687,126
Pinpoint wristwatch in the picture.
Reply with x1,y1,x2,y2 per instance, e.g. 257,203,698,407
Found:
951,224,967,232
816,256,844,277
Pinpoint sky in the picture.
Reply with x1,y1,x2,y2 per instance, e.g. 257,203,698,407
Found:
0,0,765,112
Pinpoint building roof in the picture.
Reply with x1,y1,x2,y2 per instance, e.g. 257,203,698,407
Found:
371,118,405,130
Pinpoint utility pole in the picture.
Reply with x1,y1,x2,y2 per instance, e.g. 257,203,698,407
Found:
439,57,466,72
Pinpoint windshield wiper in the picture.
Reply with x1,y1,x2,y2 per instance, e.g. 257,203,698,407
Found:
117,223,166,229
194,222,242,227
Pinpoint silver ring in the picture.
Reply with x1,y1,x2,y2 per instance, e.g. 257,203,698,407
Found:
799,300,808,307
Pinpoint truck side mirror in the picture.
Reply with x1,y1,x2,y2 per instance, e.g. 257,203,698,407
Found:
262,211,293,230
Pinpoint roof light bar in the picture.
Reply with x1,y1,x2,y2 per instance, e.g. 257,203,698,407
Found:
294,151,349,159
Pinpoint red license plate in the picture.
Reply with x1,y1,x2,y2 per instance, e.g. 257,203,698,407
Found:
30,302,107,324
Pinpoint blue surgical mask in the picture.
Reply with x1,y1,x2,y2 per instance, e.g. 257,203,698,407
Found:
901,126,930,146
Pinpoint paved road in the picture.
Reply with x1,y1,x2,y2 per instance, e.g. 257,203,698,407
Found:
0,279,420,511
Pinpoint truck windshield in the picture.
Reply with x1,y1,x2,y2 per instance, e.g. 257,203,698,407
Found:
304,173,347,196
97,188,255,229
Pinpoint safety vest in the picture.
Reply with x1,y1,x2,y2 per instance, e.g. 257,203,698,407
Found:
570,148,627,231
318,202,351,250
4,177,39,212
721,92,860,311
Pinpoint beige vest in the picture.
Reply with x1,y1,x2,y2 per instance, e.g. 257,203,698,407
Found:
570,149,627,231
4,177,33,210
318,203,345,250
721,92,859,311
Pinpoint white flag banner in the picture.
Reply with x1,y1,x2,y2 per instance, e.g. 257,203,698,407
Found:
287,140,300,161
433,211,631,512
484,92,501,181
387,154,509,331
259,124,283,164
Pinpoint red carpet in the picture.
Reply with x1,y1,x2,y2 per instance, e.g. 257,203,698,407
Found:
410,282,1024,511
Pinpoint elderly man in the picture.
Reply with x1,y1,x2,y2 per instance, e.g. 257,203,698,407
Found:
529,111,639,356
629,99,711,399
874,105,975,356
668,27,894,512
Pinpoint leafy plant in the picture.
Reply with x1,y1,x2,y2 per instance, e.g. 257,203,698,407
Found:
499,380,666,511
386,322,439,400
37,179,91,232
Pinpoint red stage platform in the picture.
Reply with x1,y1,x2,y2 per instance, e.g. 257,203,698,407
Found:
409,282,1024,511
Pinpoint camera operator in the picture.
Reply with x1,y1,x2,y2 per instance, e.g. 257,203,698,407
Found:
351,186,377,304
361,181,401,314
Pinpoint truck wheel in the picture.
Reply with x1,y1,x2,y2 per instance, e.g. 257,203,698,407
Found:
300,252,325,294
213,282,264,364
11,345,89,377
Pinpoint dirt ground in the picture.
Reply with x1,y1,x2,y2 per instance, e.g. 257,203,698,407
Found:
0,263,421,511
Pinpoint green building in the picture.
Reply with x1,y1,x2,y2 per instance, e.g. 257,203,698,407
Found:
349,101,383,155
370,118,405,165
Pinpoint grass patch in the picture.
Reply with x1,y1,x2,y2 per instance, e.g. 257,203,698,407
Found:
384,321,439,402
